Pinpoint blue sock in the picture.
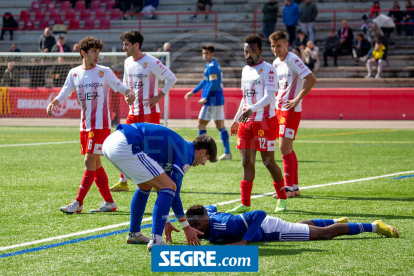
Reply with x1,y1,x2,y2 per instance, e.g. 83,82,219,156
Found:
129,188,151,232
219,127,230,154
348,223,373,235
152,188,176,235
198,129,207,137
312,219,335,227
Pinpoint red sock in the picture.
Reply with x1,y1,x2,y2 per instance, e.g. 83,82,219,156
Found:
273,179,287,199
75,170,96,206
240,180,253,207
120,172,125,179
292,150,298,186
282,152,295,188
95,166,114,203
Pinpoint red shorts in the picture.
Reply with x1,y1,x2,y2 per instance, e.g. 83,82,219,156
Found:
237,116,277,151
275,110,301,140
126,113,160,125
80,129,111,155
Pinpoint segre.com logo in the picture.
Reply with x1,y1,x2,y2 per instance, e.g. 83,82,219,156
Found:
151,246,258,272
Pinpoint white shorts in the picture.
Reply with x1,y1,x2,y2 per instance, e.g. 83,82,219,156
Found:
199,105,225,121
102,130,164,185
261,216,310,241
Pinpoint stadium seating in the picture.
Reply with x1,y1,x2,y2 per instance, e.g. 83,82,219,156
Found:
36,18,49,30
109,9,121,20
79,9,91,21
49,9,61,22
30,1,41,13
82,18,95,29
45,2,56,11
59,1,71,12
105,0,115,10
64,9,76,21
23,20,34,30
90,1,102,11
99,17,110,29
94,9,106,20
34,10,45,21
68,18,80,30
40,0,51,5
19,10,31,22
74,1,86,11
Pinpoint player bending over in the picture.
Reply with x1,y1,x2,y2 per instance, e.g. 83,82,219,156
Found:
184,205,399,245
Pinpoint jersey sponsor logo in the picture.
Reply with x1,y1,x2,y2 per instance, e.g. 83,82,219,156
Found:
134,81,144,89
258,129,264,136
242,80,261,85
88,131,94,138
128,73,148,78
209,74,218,81
243,89,257,97
285,128,295,139
183,164,190,173
75,82,103,89
269,75,274,82
77,91,100,102
98,70,104,78
143,62,148,68
164,163,172,171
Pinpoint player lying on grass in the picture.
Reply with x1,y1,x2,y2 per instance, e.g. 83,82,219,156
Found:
174,205,399,245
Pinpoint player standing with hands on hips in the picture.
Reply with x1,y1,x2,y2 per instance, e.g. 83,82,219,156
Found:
227,34,288,214
46,36,135,214
270,31,316,198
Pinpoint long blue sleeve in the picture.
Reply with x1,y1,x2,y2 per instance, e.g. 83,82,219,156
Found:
171,180,184,218
193,79,205,93
240,210,267,242
203,67,219,100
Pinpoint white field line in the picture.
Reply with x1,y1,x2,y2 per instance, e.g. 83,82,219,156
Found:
1,170,413,252
0,141,78,147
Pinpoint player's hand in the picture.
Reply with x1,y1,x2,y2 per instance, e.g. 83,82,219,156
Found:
184,91,194,100
226,239,248,245
46,103,54,116
238,108,252,123
183,226,203,245
144,94,162,108
230,122,239,136
125,90,135,105
164,222,180,243
282,99,299,110
198,98,207,105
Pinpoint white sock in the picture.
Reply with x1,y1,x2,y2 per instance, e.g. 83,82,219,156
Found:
333,219,338,224
371,223,377,232
119,177,127,183
293,184,299,190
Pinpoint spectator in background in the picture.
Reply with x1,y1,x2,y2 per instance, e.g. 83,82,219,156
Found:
0,13,18,41
365,39,387,78
283,0,300,45
142,0,159,19
157,42,171,64
2,62,20,87
191,0,213,20
366,22,384,45
338,20,354,55
302,40,320,72
130,0,144,15
50,57,72,87
371,0,381,19
401,0,414,35
299,0,318,42
353,33,371,65
51,36,72,53
323,30,341,67
10,43,20,52
113,0,131,19
291,30,307,57
38,27,56,52
389,1,404,35
73,43,80,52
262,0,279,45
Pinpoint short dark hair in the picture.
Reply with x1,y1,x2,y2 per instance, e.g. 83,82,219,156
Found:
120,30,144,49
243,34,262,50
269,31,287,42
357,32,364,38
202,43,215,53
78,36,104,58
186,205,208,228
193,135,217,163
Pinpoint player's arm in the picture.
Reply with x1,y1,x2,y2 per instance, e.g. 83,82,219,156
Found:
231,99,244,136
47,71,75,116
238,88,274,123
145,62,178,107
185,69,207,101
199,67,220,105
283,72,316,110
227,210,267,245
107,70,135,104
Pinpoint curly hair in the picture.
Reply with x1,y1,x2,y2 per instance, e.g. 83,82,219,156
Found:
243,34,262,50
120,30,144,49
78,37,104,58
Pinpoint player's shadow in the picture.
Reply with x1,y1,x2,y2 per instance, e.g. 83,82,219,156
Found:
180,191,266,196
287,209,413,220
297,195,414,202
257,246,326,256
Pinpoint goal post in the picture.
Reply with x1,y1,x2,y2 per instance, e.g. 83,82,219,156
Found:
0,51,171,127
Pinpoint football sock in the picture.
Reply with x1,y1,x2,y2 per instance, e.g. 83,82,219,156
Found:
94,166,114,203
347,223,374,235
282,152,295,187
129,188,151,232
312,219,336,227
292,150,298,187
219,127,230,154
285,186,293,192
75,170,96,206
152,189,176,236
119,173,128,183
198,129,207,136
273,179,287,199
240,180,253,207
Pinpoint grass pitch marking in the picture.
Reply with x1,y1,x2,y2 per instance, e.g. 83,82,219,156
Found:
1,170,413,253
298,129,395,138
0,141,78,147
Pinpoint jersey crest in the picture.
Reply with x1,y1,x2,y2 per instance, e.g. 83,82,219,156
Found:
98,70,104,78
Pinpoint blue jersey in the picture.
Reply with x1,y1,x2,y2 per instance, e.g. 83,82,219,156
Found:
116,123,195,218
204,206,280,243
193,58,224,106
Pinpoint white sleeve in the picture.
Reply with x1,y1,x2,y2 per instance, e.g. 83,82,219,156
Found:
107,69,127,94
55,70,76,103
160,72,177,94
291,56,311,79
250,67,277,112
249,89,273,113
123,63,127,86
149,57,172,81
233,99,244,122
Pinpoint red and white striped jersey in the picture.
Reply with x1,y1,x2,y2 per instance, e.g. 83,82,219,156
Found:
123,54,172,115
239,61,277,121
273,52,311,112
55,64,127,131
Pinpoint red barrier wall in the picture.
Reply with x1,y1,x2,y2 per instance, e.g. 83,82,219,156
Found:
1,87,413,120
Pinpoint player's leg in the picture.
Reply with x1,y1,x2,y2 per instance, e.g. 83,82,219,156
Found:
215,106,232,160
198,105,211,136
90,155,117,212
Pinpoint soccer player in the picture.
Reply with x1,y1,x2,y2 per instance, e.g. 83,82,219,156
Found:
185,205,400,245
227,34,288,214
46,36,135,214
269,30,317,198
184,44,231,160
110,30,178,192
102,123,218,250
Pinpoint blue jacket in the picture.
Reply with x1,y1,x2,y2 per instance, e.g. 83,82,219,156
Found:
193,58,224,106
283,1,300,26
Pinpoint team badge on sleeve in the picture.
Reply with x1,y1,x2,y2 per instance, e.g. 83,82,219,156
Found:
98,71,104,78
183,164,190,173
